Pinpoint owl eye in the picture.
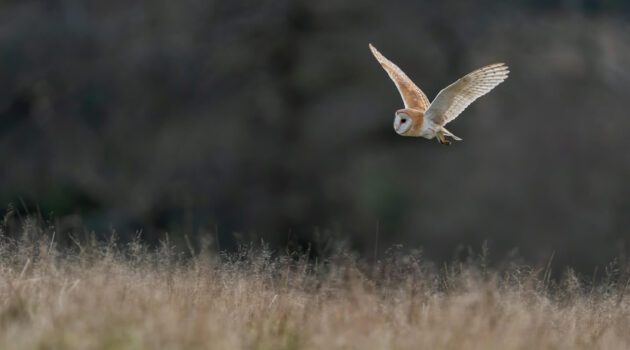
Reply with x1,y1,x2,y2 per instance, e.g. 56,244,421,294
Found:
401,118,407,123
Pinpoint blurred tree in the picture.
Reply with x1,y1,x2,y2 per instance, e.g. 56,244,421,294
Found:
0,0,629,271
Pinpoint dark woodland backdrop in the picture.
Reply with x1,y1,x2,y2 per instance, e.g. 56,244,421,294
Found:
1,0,630,272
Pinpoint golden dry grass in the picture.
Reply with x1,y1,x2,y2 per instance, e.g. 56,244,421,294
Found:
1,230,630,350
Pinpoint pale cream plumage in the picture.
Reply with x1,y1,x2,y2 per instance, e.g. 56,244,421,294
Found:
369,43,509,145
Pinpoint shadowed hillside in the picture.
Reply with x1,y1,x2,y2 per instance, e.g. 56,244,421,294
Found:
0,0,629,271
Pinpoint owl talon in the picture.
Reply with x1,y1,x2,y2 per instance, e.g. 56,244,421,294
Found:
437,134,451,145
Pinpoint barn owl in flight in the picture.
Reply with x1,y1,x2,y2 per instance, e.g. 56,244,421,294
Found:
369,44,509,145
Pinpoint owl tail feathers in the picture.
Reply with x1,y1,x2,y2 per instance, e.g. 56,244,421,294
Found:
441,127,462,141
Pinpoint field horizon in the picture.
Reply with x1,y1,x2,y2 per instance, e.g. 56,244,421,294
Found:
1,218,630,349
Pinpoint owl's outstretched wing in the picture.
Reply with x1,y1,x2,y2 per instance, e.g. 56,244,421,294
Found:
369,44,431,111
425,63,509,126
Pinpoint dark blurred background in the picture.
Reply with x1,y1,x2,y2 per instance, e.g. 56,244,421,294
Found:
1,0,629,271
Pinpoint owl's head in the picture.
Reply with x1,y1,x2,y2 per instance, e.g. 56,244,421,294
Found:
394,108,423,136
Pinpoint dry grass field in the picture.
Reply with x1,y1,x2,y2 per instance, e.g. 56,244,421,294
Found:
1,224,630,349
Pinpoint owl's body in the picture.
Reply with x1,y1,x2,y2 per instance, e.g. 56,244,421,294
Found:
369,44,509,145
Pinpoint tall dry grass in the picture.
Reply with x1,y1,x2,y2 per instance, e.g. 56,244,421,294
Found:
1,221,630,349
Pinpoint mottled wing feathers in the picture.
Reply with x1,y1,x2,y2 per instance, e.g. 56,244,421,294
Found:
425,63,509,126
369,44,431,111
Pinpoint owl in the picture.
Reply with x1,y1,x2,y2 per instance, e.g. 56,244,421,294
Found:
369,44,509,145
